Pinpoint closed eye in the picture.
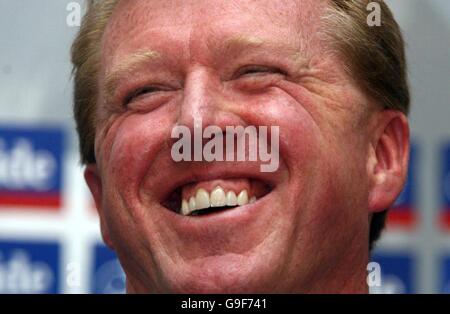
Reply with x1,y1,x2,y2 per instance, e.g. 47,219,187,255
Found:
123,85,167,106
234,65,286,79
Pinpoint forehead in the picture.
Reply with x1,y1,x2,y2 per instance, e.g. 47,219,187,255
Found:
101,0,327,70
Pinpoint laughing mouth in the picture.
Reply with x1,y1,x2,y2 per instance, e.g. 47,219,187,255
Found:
162,178,272,217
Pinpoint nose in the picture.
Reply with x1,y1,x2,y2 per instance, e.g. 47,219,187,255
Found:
177,65,245,132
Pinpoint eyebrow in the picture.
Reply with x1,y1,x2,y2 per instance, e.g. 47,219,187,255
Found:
105,35,265,92
219,35,265,56
214,34,304,61
103,35,308,100
104,50,161,99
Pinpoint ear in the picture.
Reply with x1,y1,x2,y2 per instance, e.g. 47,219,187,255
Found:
367,110,410,213
84,165,115,249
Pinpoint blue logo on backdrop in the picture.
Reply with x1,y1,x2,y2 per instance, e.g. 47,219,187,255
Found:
92,244,126,294
370,252,414,294
0,126,64,208
0,240,60,293
390,143,417,225
442,143,450,227
441,255,450,293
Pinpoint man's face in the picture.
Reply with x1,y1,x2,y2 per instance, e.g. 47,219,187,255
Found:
91,0,376,293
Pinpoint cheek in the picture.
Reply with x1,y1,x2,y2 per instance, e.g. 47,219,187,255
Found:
241,89,370,268
98,110,175,200
236,89,324,174
243,88,369,218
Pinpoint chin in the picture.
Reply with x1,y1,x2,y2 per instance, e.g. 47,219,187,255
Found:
155,252,288,293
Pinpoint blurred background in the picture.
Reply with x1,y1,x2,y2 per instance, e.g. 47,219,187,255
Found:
0,0,449,293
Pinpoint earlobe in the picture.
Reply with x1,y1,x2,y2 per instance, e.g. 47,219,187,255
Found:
84,165,114,249
367,111,410,213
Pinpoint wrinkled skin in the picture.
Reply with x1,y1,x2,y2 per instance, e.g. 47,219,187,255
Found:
85,0,409,293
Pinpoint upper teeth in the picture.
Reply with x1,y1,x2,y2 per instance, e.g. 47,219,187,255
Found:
181,186,256,216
